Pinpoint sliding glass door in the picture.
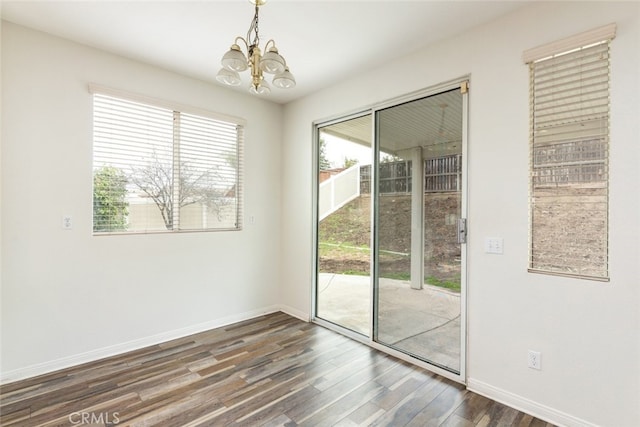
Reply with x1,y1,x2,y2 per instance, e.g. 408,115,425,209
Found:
314,81,467,379
374,88,465,374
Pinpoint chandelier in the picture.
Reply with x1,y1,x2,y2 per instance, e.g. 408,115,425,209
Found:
216,0,296,95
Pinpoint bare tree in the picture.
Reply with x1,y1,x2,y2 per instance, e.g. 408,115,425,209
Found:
130,154,230,230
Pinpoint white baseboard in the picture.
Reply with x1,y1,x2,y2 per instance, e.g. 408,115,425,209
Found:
0,305,287,385
467,378,599,427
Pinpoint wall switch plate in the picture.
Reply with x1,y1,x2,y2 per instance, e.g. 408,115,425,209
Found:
528,350,541,370
484,237,503,254
62,215,73,230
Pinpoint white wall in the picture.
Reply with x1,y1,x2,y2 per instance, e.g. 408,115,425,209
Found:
280,2,639,426
2,3,639,426
0,22,283,379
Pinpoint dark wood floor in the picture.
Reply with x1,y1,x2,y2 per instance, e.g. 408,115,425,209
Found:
0,312,555,427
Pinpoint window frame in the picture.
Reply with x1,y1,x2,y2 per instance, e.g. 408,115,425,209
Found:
524,25,615,281
90,85,245,235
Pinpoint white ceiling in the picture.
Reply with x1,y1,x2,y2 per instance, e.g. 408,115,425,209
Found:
1,0,531,104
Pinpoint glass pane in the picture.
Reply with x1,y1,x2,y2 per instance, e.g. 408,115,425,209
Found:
93,94,173,233
179,114,240,230
316,114,372,336
375,89,463,373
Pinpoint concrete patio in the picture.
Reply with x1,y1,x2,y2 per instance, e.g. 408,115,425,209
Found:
317,273,461,372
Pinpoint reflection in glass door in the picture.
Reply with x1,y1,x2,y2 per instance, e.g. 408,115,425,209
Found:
316,114,372,336
375,88,465,373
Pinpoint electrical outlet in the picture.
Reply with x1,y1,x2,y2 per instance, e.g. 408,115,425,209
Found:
62,215,73,230
528,350,541,370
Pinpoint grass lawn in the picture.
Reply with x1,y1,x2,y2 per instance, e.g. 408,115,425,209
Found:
319,241,461,293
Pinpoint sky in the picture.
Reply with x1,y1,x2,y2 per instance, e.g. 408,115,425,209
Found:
321,133,372,169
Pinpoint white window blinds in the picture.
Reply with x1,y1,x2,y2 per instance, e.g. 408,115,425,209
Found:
92,91,243,234
526,28,614,280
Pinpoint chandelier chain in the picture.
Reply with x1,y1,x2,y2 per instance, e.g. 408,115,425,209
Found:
247,5,260,50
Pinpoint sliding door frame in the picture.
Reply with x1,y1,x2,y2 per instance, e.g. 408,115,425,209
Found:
312,76,469,384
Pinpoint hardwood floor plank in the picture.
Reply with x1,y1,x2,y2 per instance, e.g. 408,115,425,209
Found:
233,384,321,426
284,352,397,423
440,413,475,427
0,313,556,427
187,374,307,426
122,393,220,427
116,383,225,426
313,353,391,392
404,381,468,426
452,391,494,424
136,371,202,401
374,360,427,389
513,412,538,427
369,372,449,426
260,413,295,427
297,380,385,427
372,373,434,411
344,401,385,426
27,392,139,427
477,400,525,427
0,405,30,426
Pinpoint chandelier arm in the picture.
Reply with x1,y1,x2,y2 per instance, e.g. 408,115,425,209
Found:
264,39,277,51
234,36,250,55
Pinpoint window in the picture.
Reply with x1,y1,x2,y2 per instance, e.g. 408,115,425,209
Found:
92,89,244,234
524,24,615,280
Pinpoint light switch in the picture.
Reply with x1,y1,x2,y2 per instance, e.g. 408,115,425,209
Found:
484,237,503,254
